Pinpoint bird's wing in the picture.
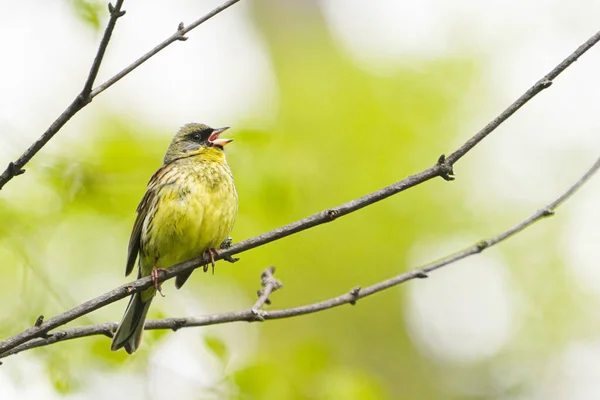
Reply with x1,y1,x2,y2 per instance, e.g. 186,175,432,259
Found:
125,165,166,276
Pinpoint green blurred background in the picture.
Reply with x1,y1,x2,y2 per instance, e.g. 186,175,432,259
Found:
2,0,600,399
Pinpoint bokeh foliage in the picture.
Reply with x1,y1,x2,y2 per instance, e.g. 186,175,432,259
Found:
3,1,584,399
67,0,103,30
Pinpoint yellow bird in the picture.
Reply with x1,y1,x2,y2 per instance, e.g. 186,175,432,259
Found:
111,123,238,354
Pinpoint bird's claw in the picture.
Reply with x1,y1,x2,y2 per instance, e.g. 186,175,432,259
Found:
219,237,233,249
202,248,220,275
218,238,239,263
151,267,168,297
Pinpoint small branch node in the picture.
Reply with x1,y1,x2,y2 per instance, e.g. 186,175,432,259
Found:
476,240,490,252
541,208,555,217
539,78,553,88
76,93,92,106
349,286,361,305
326,209,339,220
261,267,283,292
251,267,283,311
176,22,189,41
255,289,270,305
437,154,455,181
108,3,126,17
102,329,114,339
7,162,26,177
171,319,187,332
34,315,44,328
250,308,266,321
415,270,429,279
125,286,135,294
261,266,274,279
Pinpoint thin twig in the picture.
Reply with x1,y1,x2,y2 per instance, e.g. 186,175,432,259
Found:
90,0,241,97
1,26,600,355
82,2,127,97
445,30,600,166
3,156,598,359
251,266,283,311
0,0,126,190
0,0,241,190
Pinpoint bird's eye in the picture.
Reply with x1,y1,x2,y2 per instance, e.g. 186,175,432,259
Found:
188,128,214,143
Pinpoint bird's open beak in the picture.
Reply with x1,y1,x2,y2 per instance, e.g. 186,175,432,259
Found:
209,126,233,147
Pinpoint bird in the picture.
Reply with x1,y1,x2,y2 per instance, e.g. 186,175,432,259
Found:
110,123,238,354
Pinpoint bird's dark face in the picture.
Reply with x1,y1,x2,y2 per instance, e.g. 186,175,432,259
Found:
164,123,232,163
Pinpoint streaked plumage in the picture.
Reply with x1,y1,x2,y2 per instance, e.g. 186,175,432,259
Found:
111,123,238,354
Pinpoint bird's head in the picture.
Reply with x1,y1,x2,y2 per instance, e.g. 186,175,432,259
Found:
164,123,232,164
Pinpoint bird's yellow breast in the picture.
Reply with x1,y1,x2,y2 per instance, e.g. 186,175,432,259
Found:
140,154,237,272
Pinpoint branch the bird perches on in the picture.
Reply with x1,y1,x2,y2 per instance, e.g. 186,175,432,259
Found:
1,155,599,359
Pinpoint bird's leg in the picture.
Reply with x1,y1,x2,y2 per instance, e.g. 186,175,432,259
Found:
151,257,168,297
202,248,220,275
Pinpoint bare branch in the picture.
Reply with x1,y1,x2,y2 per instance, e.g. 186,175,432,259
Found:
3,155,598,359
90,0,241,97
82,2,127,97
445,30,600,166
0,0,241,190
0,0,126,190
252,266,283,312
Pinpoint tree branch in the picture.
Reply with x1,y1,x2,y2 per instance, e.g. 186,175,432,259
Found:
0,0,126,190
1,26,600,356
445,29,600,166
2,155,598,360
0,0,241,190
251,266,283,312
81,2,127,97
90,0,241,97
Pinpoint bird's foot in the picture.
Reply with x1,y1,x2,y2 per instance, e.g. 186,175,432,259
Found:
202,248,219,275
151,267,168,297
219,237,233,249
219,237,239,263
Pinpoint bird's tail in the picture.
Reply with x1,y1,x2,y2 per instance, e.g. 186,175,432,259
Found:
111,291,153,354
